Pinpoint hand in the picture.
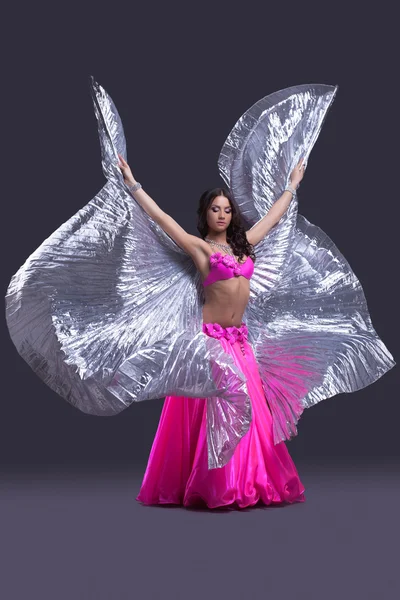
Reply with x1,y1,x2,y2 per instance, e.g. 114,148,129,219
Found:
290,156,307,189
117,154,135,185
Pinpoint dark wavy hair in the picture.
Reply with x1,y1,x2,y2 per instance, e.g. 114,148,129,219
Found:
196,187,256,263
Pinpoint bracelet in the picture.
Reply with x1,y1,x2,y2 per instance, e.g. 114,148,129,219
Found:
127,181,142,193
284,184,297,197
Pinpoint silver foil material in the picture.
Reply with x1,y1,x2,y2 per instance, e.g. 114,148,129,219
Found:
218,83,396,444
5,77,251,469
5,79,395,468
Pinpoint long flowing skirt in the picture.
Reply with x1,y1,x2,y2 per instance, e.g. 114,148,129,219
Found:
136,324,306,509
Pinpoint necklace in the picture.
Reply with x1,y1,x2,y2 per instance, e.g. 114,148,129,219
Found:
205,237,234,256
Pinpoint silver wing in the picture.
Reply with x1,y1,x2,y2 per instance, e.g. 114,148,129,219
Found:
5,76,252,469
218,83,396,445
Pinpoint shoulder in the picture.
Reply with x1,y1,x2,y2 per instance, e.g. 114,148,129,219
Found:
183,234,210,258
182,235,213,275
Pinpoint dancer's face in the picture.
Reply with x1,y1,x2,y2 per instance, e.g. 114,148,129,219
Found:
207,196,232,234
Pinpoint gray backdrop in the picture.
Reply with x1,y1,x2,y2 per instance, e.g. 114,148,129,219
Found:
1,2,399,599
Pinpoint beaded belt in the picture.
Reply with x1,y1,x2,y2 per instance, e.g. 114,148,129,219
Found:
202,322,248,356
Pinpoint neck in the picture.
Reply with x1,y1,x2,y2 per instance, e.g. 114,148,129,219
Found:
205,232,228,245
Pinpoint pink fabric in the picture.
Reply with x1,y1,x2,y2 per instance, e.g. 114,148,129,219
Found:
202,252,255,287
202,321,248,344
136,324,306,509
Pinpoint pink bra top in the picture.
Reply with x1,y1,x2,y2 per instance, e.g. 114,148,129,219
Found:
202,252,254,287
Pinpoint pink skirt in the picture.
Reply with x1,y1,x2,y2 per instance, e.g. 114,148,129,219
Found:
136,322,306,509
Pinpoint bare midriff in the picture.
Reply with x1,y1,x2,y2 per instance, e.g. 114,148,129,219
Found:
202,277,250,328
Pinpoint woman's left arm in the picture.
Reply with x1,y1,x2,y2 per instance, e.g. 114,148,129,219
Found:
246,157,306,246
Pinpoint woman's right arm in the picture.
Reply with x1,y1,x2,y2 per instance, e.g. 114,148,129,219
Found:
118,155,206,258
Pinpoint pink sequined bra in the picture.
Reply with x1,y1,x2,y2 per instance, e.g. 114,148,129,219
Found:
202,252,254,287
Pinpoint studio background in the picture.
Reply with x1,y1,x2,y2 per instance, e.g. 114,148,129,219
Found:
1,2,399,599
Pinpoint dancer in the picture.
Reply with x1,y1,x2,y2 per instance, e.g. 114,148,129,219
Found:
5,78,395,510
117,154,308,508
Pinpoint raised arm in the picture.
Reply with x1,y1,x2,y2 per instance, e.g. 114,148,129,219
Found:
118,155,205,257
246,157,306,246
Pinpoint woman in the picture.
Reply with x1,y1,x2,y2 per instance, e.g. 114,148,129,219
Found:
117,154,307,508
5,78,394,510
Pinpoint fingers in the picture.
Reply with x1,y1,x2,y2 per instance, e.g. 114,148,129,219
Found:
298,156,306,170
